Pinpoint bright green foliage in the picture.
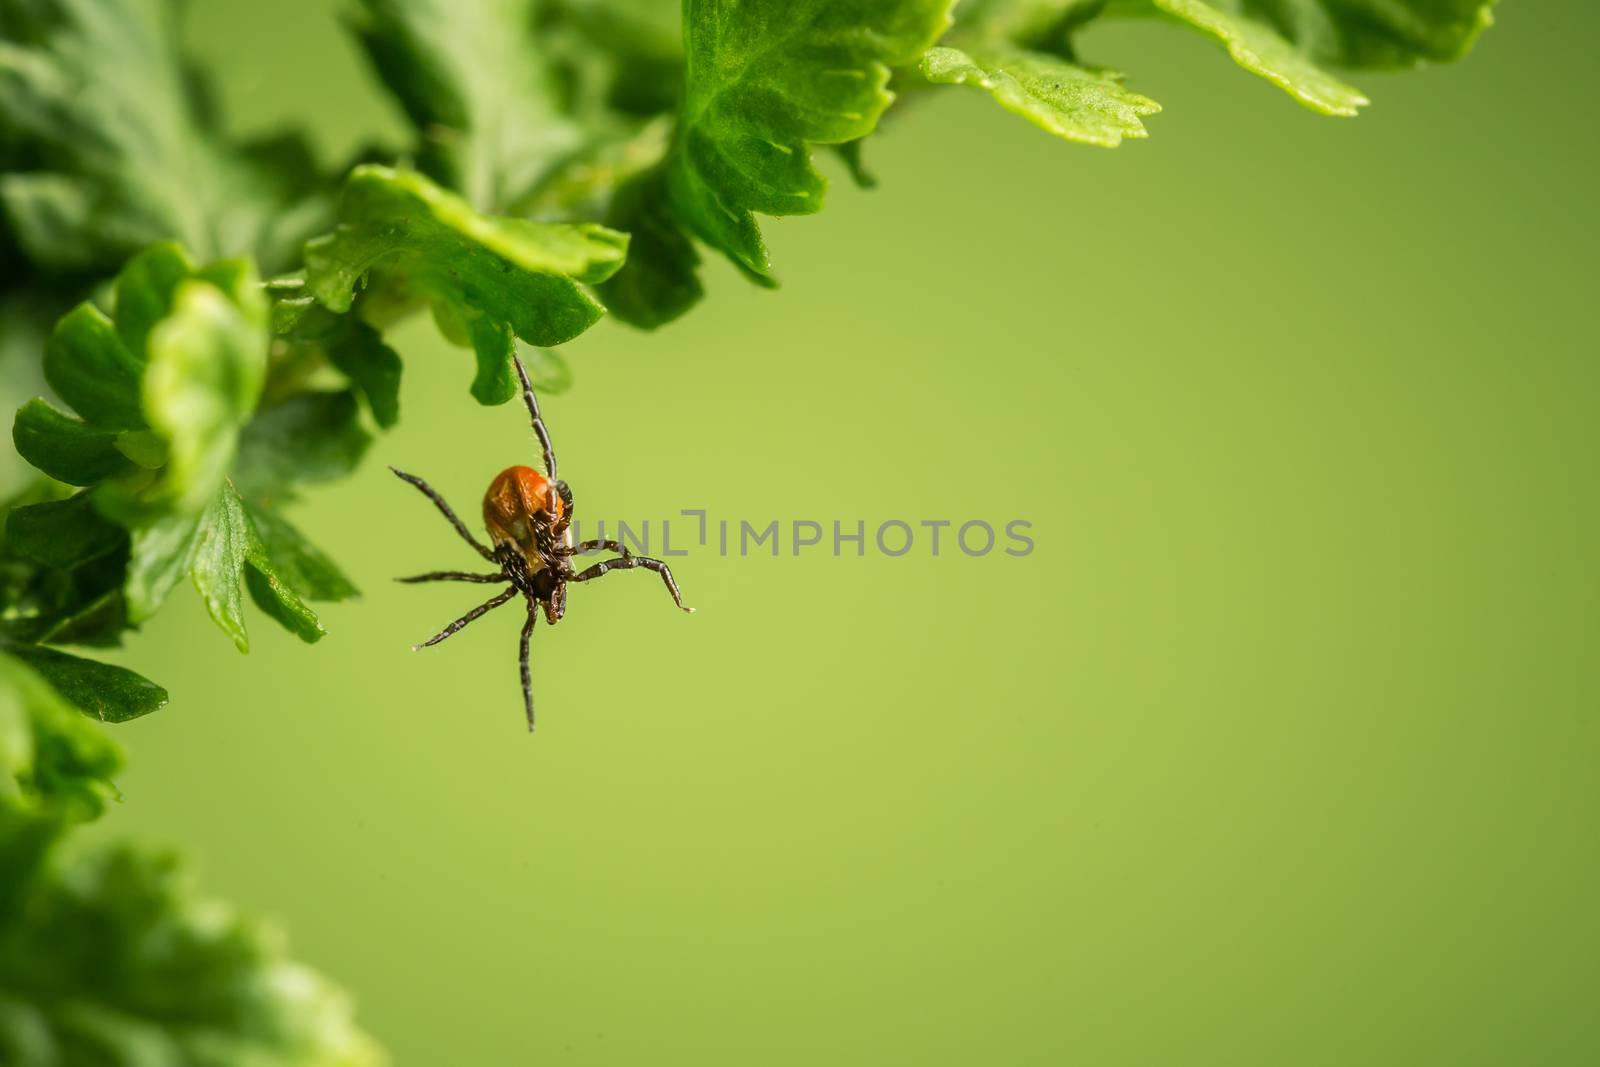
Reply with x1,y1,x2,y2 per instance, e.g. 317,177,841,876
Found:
0,844,385,1067
668,0,956,281
304,165,627,404
921,44,1159,147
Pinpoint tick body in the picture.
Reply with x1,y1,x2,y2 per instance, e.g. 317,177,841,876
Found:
392,356,692,731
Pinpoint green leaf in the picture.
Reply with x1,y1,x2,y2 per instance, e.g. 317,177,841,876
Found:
597,169,705,330
4,494,125,571
921,44,1159,147
0,649,123,825
326,322,402,429
234,392,373,502
41,304,147,432
1151,0,1369,115
11,399,136,486
243,560,325,646
0,0,328,273
350,0,584,212
304,165,627,402
124,484,251,652
668,0,956,279
0,843,385,1067
1,644,166,725
101,262,270,523
241,502,358,603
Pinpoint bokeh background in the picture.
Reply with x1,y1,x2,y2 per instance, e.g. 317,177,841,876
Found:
51,2,1599,1064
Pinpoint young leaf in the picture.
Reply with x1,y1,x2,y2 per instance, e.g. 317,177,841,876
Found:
1,644,167,725
0,0,329,274
921,45,1159,147
668,0,956,280
304,165,627,404
350,0,583,212
0,843,385,1067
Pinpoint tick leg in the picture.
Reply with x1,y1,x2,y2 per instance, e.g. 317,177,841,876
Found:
520,605,538,733
511,354,558,481
396,571,507,584
414,587,517,649
570,555,693,614
568,538,632,559
390,466,496,562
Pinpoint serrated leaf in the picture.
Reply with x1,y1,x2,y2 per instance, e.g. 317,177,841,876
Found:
1152,0,1368,114
243,561,324,645
124,484,250,652
350,0,584,212
0,843,385,1067
0,0,328,274
11,399,135,486
668,0,956,279
241,502,358,603
1,644,166,725
921,44,1159,146
304,166,627,402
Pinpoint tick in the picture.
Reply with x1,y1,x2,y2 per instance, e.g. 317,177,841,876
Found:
391,355,692,731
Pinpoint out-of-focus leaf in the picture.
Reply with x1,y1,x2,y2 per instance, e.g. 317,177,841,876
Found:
234,391,372,502
597,169,704,330
0,649,123,824
1,644,166,725
920,44,1158,146
326,322,402,430
4,494,124,571
11,400,134,486
349,0,583,212
41,304,147,432
304,165,626,404
0,844,386,1067
0,0,328,275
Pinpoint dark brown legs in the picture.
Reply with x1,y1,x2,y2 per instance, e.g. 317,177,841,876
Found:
390,466,497,561
414,587,517,649
396,571,507,584
520,606,538,732
511,354,557,481
570,555,693,613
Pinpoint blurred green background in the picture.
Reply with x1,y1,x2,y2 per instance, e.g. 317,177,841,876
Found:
63,2,1599,1064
